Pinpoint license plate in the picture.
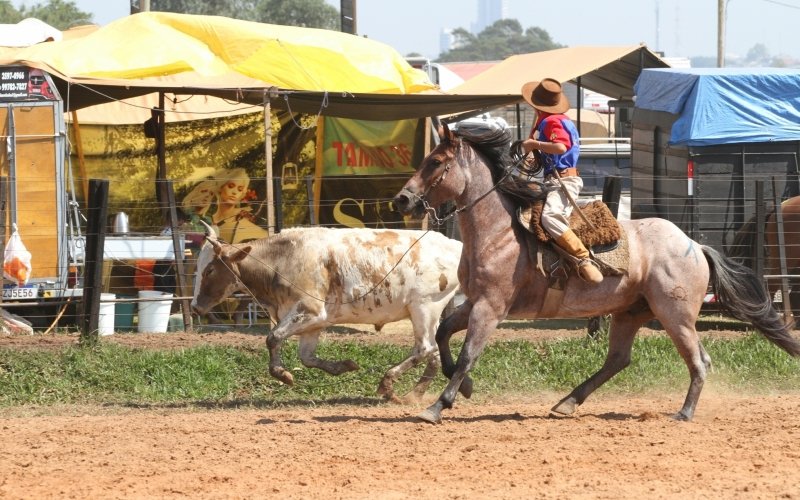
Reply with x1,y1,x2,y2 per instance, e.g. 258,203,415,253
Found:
2,287,37,299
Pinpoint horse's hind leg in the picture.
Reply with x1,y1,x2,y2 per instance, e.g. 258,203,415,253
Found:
436,301,475,398
662,321,709,421
552,310,649,416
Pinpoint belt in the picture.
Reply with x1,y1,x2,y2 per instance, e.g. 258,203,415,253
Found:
546,167,578,179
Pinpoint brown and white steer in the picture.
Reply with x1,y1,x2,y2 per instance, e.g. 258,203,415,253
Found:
191,226,462,400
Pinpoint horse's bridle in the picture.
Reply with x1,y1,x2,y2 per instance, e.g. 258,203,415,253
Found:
414,138,535,226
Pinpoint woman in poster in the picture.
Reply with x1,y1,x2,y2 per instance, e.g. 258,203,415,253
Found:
211,168,268,243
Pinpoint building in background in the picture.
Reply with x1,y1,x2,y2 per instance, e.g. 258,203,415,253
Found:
474,0,507,33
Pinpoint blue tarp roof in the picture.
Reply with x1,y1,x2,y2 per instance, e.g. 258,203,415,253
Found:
633,68,800,146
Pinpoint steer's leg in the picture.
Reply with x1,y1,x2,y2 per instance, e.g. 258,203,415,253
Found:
298,330,359,375
266,308,327,386
378,304,440,401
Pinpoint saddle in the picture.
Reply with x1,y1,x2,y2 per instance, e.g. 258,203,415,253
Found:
517,199,622,248
517,200,630,317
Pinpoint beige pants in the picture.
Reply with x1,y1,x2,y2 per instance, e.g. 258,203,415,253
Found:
541,175,583,238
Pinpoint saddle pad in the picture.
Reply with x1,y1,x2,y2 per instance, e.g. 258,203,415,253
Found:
530,229,629,278
518,200,622,247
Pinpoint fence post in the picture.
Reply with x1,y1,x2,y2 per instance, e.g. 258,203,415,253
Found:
162,180,192,332
772,177,792,323
80,179,109,344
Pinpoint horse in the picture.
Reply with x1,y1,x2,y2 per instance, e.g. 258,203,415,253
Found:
392,122,800,424
728,195,800,318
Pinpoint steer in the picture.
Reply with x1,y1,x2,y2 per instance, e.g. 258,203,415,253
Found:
191,226,462,401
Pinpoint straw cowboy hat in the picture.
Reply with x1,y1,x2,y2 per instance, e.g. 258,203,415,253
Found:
521,78,570,114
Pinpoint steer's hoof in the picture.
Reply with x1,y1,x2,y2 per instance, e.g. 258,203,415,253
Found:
550,396,577,416
342,360,360,372
271,368,294,386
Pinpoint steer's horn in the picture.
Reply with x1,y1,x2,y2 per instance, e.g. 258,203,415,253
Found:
199,220,222,249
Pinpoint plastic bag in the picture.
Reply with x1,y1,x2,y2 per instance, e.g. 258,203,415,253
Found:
4,224,32,286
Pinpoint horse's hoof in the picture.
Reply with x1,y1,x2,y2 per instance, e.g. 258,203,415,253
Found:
343,360,360,372
671,412,692,422
551,396,577,415
418,407,442,424
458,376,474,399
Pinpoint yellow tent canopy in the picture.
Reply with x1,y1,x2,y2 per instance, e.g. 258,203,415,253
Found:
0,12,519,119
2,11,433,94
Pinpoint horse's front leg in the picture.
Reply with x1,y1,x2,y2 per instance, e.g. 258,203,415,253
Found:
420,302,501,424
436,300,474,398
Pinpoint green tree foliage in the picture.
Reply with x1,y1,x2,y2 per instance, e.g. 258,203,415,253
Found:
150,0,339,29
149,0,257,20
437,19,563,62
254,0,338,29
0,0,92,29
0,0,23,23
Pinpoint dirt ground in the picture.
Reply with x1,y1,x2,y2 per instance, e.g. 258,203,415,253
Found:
2,321,799,499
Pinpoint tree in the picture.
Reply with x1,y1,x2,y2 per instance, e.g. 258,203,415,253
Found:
0,1,23,24
150,0,257,20
437,19,562,62
16,0,93,29
254,0,338,29
150,0,339,29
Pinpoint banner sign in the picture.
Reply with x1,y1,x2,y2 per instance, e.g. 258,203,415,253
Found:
318,117,422,228
0,66,56,101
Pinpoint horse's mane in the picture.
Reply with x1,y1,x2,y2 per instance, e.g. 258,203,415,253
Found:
455,127,547,206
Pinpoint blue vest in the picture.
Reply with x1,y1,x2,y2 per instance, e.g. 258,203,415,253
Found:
535,115,580,175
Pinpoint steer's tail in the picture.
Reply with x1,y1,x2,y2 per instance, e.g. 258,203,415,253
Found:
703,245,800,356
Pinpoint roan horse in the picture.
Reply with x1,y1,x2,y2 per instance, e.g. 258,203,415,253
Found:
392,123,800,424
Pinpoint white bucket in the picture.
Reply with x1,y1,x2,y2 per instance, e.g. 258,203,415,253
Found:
99,293,116,336
137,290,173,333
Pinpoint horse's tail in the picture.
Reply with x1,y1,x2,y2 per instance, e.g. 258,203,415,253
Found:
702,245,800,356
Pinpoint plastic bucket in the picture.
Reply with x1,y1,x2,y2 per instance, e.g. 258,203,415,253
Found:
137,290,173,333
99,293,116,336
114,296,136,332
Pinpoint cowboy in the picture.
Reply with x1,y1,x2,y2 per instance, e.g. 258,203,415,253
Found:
517,78,603,284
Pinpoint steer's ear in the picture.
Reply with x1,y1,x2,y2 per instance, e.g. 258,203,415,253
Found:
230,245,252,263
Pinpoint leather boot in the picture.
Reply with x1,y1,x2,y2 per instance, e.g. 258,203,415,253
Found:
554,229,604,284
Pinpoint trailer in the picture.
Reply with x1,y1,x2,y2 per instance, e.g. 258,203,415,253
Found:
630,68,800,253
0,66,69,298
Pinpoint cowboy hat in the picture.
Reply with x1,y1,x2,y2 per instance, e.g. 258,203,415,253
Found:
521,78,570,114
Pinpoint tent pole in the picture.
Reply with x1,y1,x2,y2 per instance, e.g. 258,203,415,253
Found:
156,92,168,226
264,97,275,234
69,111,89,201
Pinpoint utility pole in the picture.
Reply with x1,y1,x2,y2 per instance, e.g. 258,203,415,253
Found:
717,0,726,67
341,0,356,34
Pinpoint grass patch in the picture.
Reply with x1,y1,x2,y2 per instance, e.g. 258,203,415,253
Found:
1,333,799,408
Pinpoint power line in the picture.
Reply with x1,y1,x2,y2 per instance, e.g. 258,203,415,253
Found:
763,0,800,9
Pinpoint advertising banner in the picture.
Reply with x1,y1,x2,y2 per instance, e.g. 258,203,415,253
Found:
317,117,424,228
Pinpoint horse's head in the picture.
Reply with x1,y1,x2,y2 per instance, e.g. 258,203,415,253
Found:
393,122,463,220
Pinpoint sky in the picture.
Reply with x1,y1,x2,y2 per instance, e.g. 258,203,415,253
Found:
13,0,800,61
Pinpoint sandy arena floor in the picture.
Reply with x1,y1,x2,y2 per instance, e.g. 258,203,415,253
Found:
1,322,799,499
